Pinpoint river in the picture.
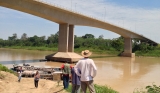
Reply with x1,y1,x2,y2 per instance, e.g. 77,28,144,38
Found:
0,48,160,93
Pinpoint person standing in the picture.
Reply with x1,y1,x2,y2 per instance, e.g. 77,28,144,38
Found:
17,66,22,82
61,61,72,89
34,71,40,88
71,65,81,93
74,50,97,93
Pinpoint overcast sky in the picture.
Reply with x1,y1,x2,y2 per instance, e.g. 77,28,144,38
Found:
0,0,160,43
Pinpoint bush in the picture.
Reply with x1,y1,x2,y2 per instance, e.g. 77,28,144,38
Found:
133,83,160,93
146,84,160,93
0,64,16,75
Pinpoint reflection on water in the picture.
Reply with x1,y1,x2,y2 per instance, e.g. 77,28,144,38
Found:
1,48,160,93
93,57,160,93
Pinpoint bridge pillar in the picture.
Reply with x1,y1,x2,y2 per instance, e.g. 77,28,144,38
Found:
58,23,69,52
45,24,83,62
58,24,74,52
68,25,74,52
121,38,135,57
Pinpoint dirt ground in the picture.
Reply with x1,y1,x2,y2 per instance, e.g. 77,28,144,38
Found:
0,71,68,93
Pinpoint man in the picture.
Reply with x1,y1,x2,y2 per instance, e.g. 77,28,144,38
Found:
74,50,97,93
61,61,72,89
71,64,81,93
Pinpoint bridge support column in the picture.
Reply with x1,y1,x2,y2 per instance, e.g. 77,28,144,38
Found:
68,25,74,52
58,24,74,52
45,24,82,62
58,23,69,52
121,38,135,57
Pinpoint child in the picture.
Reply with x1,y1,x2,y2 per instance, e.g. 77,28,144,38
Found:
17,67,22,82
71,65,81,93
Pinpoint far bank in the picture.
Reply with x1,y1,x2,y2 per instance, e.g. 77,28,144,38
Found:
2,46,160,57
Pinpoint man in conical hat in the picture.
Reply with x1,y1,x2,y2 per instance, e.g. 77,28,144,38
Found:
74,50,97,93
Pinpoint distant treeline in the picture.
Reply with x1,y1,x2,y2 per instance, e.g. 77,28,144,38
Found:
0,32,160,56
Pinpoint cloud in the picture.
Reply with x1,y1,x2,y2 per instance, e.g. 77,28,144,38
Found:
41,0,160,43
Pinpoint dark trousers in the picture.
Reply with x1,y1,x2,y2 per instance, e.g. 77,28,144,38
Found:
63,74,69,89
72,84,81,93
34,80,39,88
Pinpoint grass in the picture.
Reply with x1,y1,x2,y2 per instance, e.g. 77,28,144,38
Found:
6,46,160,57
65,84,119,93
94,84,119,93
0,64,16,78
3,46,121,56
74,47,120,55
4,46,58,51
135,50,160,57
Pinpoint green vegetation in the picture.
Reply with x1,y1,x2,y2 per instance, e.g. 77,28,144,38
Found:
65,83,160,93
133,83,160,93
65,84,119,93
0,64,16,79
0,64,15,74
0,32,159,57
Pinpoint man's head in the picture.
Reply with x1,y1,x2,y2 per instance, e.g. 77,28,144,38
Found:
81,50,92,58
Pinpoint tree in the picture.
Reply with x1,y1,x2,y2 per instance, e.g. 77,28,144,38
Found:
82,38,94,48
21,33,28,40
8,33,17,41
82,34,95,39
74,36,83,48
13,33,17,40
111,36,124,51
98,35,104,39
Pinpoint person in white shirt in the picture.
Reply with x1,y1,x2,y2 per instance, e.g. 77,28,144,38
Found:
74,50,97,93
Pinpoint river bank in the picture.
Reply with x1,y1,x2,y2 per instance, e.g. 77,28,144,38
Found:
0,63,119,93
0,71,67,93
2,46,160,57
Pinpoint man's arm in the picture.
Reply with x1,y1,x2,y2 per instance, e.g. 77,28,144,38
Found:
74,62,81,76
70,65,72,68
61,64,64,69
91,60,97,78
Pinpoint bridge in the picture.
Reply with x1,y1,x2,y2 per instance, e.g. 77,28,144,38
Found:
0,0,158,62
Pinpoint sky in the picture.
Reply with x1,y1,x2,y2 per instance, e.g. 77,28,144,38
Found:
0,0,160,43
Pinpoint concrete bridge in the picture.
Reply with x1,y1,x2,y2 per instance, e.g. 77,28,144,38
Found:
0,0,158,62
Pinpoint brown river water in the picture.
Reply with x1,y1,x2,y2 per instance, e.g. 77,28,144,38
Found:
0,48,160,93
